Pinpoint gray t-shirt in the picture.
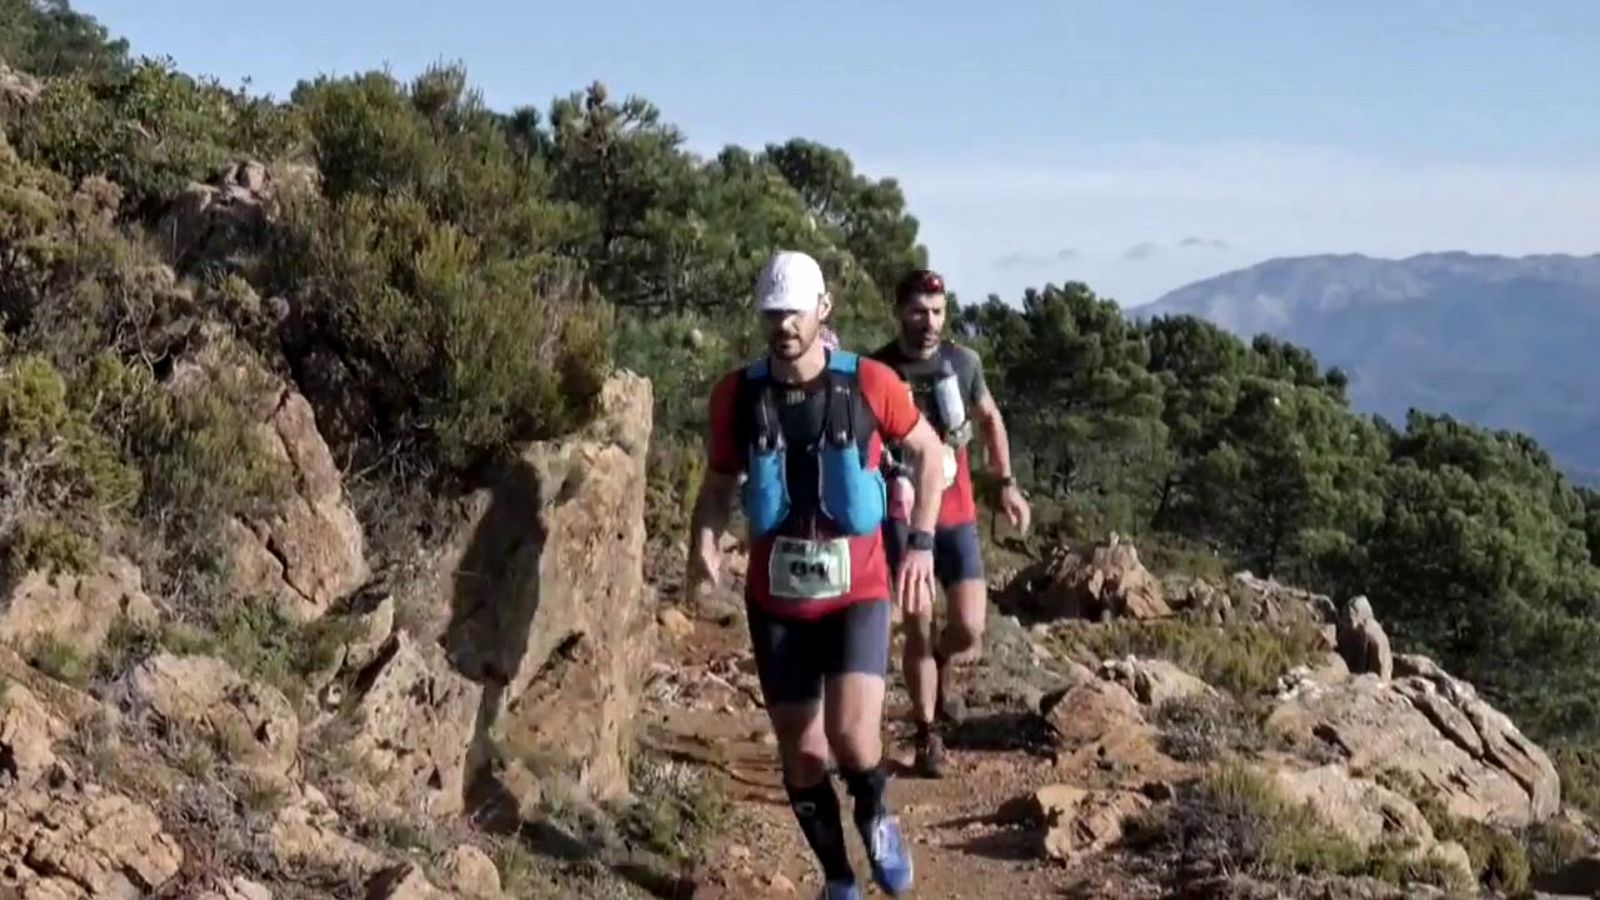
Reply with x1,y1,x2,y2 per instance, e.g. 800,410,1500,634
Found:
870,339,989,436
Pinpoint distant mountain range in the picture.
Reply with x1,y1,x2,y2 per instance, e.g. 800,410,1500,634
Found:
1135,252,1600,485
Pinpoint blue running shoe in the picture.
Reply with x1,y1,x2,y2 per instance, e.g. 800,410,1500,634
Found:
863,815,914,895
817,880,861,900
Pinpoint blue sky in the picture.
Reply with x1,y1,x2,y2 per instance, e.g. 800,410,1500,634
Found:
77,0,1600,306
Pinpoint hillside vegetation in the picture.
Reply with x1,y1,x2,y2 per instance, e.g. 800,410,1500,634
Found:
3,0,1600,855
1140,251,1600,485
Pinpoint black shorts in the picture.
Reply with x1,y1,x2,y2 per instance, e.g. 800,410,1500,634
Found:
884,520,985,587
746,600,891,706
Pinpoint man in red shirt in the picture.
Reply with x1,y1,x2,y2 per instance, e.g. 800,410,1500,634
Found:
688,251,946,899
874,268,1031,778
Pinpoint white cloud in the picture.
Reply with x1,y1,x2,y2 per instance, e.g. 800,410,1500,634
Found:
1124,241,1159,261
879,142,1600,307
993,247,1079,269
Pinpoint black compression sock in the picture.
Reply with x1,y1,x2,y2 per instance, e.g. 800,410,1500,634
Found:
839,762,889,831
785,779,854,882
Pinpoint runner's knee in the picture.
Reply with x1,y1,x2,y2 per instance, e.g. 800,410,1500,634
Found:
823,672,885,769
825,717,881,771
771,706,829,786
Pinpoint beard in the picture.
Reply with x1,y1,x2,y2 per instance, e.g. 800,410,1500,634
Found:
907,324,941,351
768,329,812,361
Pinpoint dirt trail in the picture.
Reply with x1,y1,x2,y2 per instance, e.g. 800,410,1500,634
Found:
640,594,1141,900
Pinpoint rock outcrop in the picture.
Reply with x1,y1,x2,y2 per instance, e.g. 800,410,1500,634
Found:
1335,595,1392,680
169,332,369,621
1,679,186,897
344,632,482,819
0,785,185,899
114,654,300,781
0,555,159,658
443,372,655,805
1002,534,1171,622
157,160,317,269
1030,784,1152,862
1267,663,1559,827
0,683,66,788
1271,765,1473,882
1098,657,1217,708
1229,571,1338,630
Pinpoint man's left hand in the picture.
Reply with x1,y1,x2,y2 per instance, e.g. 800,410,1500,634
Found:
1000,484,1031,534
895,548,936,618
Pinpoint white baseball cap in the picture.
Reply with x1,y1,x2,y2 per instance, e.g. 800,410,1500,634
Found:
755,250,826,313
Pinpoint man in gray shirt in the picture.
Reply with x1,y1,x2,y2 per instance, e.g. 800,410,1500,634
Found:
873,268,1031,778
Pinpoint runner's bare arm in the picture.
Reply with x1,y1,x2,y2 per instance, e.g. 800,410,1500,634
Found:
973,391,1031,532
688,470,738,589
972,391,1015,480
899,416,944,535
692,372,742,589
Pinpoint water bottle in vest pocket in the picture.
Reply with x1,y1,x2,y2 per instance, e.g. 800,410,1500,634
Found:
817,352,886,535
931,356,969,445
737,351,882,540
739,360,791,539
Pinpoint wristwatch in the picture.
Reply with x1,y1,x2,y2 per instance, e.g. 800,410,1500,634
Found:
907,529,935,551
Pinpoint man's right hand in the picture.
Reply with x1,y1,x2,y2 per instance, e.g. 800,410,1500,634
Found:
687,540,722,604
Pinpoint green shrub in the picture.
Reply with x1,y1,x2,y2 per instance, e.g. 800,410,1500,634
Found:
25,634,88,685
1052,616,1325,698
645,433,705,546
208,598,352,704
1153,693,1266,762
617,754,729,864
1551,744,1600,825
268,190,612,472
1132,762,1465,890
6,518,94,575
1131,762,1364,878
0,0,130,79
0,353,138,572
10,57,303,218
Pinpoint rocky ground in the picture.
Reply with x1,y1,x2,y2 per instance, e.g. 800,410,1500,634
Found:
3,335,1600,898
644,538,1600,899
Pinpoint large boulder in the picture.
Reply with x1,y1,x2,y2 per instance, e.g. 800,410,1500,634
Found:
1098,657,1217,708
344,632,483,819
157,160,317,269
0,783,184,898
1002,534,1170,623
0,555,159,658
443,372,656,805
1334,595,1392,681
1271,766,1473,884
114,654,299,781
169,331,370,621
0,683,67,789
1267,658,1559,827
1229,571,1338,631
1271,765,1434,848
1029,784,1151,862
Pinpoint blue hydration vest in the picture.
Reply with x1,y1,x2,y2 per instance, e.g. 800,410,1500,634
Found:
737,350,887,540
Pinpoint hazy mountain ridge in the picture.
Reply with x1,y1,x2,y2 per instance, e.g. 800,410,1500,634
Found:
1139,252,1600,483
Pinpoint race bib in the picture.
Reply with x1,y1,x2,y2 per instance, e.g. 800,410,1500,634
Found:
769,537,852,601
940,445,958,488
